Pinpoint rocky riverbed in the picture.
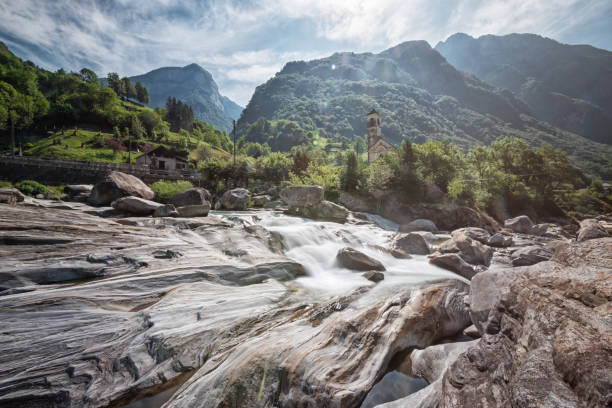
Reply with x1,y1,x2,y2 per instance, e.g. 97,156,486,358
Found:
0,196,610,408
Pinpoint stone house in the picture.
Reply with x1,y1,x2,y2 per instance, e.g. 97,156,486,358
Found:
135,146,187,171
367,109,396,164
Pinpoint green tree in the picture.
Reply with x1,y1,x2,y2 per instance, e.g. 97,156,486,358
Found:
107,72,120,94
354,135,366,155
121,77,137,99
135,81,149,104
343,150,359,191
79,68,98,84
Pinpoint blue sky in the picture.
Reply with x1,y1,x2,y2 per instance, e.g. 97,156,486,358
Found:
1,0,611,106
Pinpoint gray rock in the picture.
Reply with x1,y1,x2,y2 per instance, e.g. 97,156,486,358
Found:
338,191,370,212
577,219,609,241
440,238,612,407
251,194,272,207
89,171,154,206
64,184,93,195
487,232,513,247
411,340,478,384
441,231,493,266
452,227,490,244
215,188,250,210
172,187,211,207
463,324,480,338
301,200,349,223
279,185,324,207
429,253,482,280
337,247,385,271
111,196,163,215
176,204,211,217
153,204,179,217
504,215,534,233
0,187,25,203
391,232,430,255
362,270,385,282
399,218,438,233
510,245,553,266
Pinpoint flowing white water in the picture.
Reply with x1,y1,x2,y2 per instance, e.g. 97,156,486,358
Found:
213,210,464,298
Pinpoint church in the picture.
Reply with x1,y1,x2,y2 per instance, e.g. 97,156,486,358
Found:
367,109,396,164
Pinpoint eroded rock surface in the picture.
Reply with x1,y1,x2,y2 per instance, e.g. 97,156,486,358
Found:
441,238,612,407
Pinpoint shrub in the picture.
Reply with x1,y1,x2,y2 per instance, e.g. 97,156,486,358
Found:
151,180,193,203
16,180,48,197
0,181,13,188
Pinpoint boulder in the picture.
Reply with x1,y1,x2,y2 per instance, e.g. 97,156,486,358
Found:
411,340,478,384
111,196,163,215
440,238,612,407
64,184,93,202
429,253,482,280
362,270,384,283
338,192,370,212
452,227,490,244
301,200,349,223
399,218,438,233
336,247,385,271
251,195,272,207
391,232,430,255
153,204,179,218
487,232,513,247
504,215,534,233
0,188,25,203
577,219,609,241
89,171,154,206
171,188,211,207
463,324,480,339
441,231,493,266
510,245,553,266
279,185,324,207
176,204,211,217
215,188,250,211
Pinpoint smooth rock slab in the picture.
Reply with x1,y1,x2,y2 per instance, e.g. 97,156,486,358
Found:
111,196,163,215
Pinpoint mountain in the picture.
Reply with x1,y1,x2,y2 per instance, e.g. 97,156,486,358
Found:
435,33,612,145
130,63,242,132
238,40,612,178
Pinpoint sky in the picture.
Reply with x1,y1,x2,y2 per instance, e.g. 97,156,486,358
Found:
1,0,611,106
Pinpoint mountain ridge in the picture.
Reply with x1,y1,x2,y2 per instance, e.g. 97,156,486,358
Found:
129,63,242,132
435,32,612,145
237,40,612,178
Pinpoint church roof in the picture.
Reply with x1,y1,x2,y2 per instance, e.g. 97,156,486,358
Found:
367,109,380,116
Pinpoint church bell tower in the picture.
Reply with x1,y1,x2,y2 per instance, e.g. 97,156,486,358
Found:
367,109,381,164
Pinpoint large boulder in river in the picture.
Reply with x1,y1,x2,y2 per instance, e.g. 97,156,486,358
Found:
0,187,25,203
399,218,438,233
172,188,211,207
153,204,179,218
577,218,609,241
336,247,385,271
504,215,534,233
279,185,324,207
441,238,612,407
440,231,493,266
111,196,163,215
429,253,482,280
301,200,349,223
391,232,430,255
215,188,250,210
510,245,554,266
89,171,154,206
176,204,210,217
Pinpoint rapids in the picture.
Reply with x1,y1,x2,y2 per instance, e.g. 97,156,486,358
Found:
214,210,465,299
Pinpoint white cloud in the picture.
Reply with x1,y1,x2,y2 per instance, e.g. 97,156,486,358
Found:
0,0,610,107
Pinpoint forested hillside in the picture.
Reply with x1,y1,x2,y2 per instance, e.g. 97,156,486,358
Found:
435,33,612,145
238,41,612,179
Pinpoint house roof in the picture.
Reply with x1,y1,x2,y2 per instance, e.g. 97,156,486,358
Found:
367,109,380,116
141,146,187,162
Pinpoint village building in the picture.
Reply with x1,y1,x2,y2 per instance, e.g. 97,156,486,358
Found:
135,145,187,171
367,109,396,164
